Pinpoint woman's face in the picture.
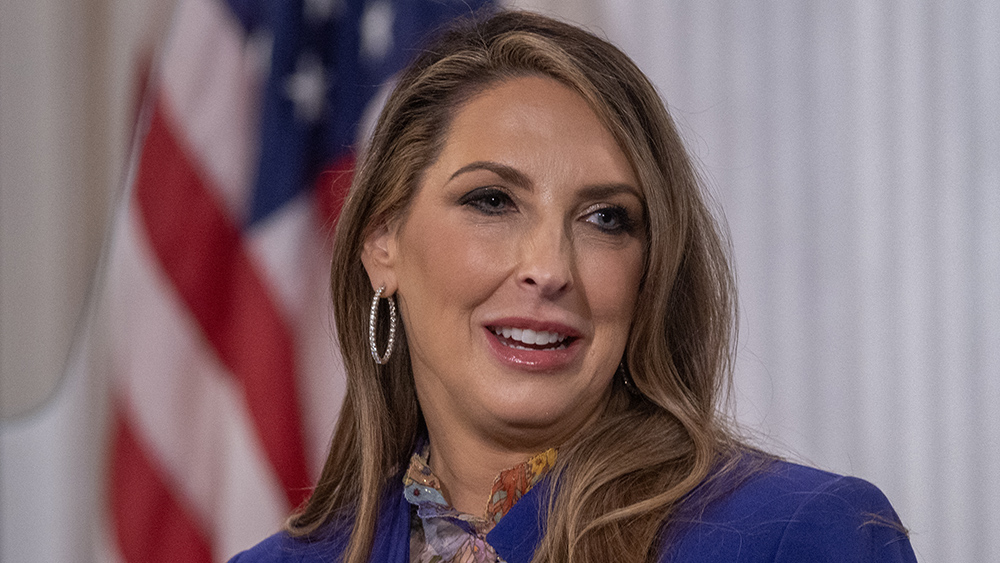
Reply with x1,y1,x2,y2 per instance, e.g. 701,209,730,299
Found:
365,76,646,448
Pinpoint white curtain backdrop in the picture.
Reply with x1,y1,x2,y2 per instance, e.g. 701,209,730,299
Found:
508,1,1000,561
1,1,997,562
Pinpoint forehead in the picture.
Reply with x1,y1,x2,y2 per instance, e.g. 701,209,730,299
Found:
426,75,638,192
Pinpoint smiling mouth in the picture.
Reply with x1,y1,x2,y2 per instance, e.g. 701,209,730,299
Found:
489,326,575,351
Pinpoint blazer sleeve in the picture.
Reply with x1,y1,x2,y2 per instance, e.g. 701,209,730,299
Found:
227,531,315,563
227,479,411,563
661,462,917,563
771,475,916,563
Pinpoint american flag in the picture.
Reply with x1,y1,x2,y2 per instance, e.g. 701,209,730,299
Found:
104,0,489,561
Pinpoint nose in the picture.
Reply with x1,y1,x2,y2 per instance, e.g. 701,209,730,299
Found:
516,221,573,298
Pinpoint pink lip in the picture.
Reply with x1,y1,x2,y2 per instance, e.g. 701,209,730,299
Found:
482,317,584,372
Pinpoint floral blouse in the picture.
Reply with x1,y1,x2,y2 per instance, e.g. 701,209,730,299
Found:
402,444,557,563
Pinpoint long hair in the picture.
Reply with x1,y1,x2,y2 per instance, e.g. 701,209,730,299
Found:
288,10,749,562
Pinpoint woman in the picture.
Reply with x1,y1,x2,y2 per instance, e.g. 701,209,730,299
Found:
233,10,916,563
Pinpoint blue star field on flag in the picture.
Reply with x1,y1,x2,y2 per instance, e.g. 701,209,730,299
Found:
223,0,492,226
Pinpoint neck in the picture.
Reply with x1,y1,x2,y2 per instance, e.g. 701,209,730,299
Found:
414,377,613,515
424,424,544,515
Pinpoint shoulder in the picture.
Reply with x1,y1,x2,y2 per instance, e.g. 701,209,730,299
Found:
661,460,917,563
228,478,411,563
227,529,348,563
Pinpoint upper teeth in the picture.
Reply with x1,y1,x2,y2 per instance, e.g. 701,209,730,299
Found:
493,327,567,346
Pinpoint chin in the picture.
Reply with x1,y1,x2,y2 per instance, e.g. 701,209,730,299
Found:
485,396,601,445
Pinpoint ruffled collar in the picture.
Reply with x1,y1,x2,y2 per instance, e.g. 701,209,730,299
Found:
402,442,557,534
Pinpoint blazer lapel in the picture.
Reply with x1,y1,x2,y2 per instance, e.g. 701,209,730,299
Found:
486,479,549,563
369,479,412,563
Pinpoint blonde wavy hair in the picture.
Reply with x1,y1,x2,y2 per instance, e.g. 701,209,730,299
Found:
288,10,752,562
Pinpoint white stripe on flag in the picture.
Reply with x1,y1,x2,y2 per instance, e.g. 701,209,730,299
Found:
107,204,288,546
160,0,264,223
247,193,346,474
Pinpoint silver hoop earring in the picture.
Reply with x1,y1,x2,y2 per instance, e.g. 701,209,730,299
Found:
368,285,397,365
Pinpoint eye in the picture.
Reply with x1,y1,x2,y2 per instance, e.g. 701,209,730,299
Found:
584,205,634,234
458,187,515,216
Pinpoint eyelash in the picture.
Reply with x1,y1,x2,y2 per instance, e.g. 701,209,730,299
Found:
584,205,634,234
458,188,636,235
458,187,515,215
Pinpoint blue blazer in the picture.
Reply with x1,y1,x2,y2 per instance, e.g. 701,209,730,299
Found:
230,461,916,562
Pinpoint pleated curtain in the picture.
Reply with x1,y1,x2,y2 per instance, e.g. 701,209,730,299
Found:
510,1,1000,561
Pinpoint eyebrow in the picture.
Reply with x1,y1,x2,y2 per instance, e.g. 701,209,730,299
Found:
448,161,532,188
448,160,642,201
576,183,642,201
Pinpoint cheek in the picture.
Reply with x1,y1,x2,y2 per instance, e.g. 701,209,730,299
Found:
578,243,644,326
399,216,512,311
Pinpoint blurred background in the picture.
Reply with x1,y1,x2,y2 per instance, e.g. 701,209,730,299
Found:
1,0,997,561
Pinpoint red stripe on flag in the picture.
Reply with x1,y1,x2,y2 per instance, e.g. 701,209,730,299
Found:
315,153,355,230
135,99,311,508
111,406,214,563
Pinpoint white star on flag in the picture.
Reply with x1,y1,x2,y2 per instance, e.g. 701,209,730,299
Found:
284,51,326,123
361,1,394,62
304,0,343,24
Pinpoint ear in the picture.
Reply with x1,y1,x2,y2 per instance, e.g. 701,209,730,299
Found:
360,221,399,295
